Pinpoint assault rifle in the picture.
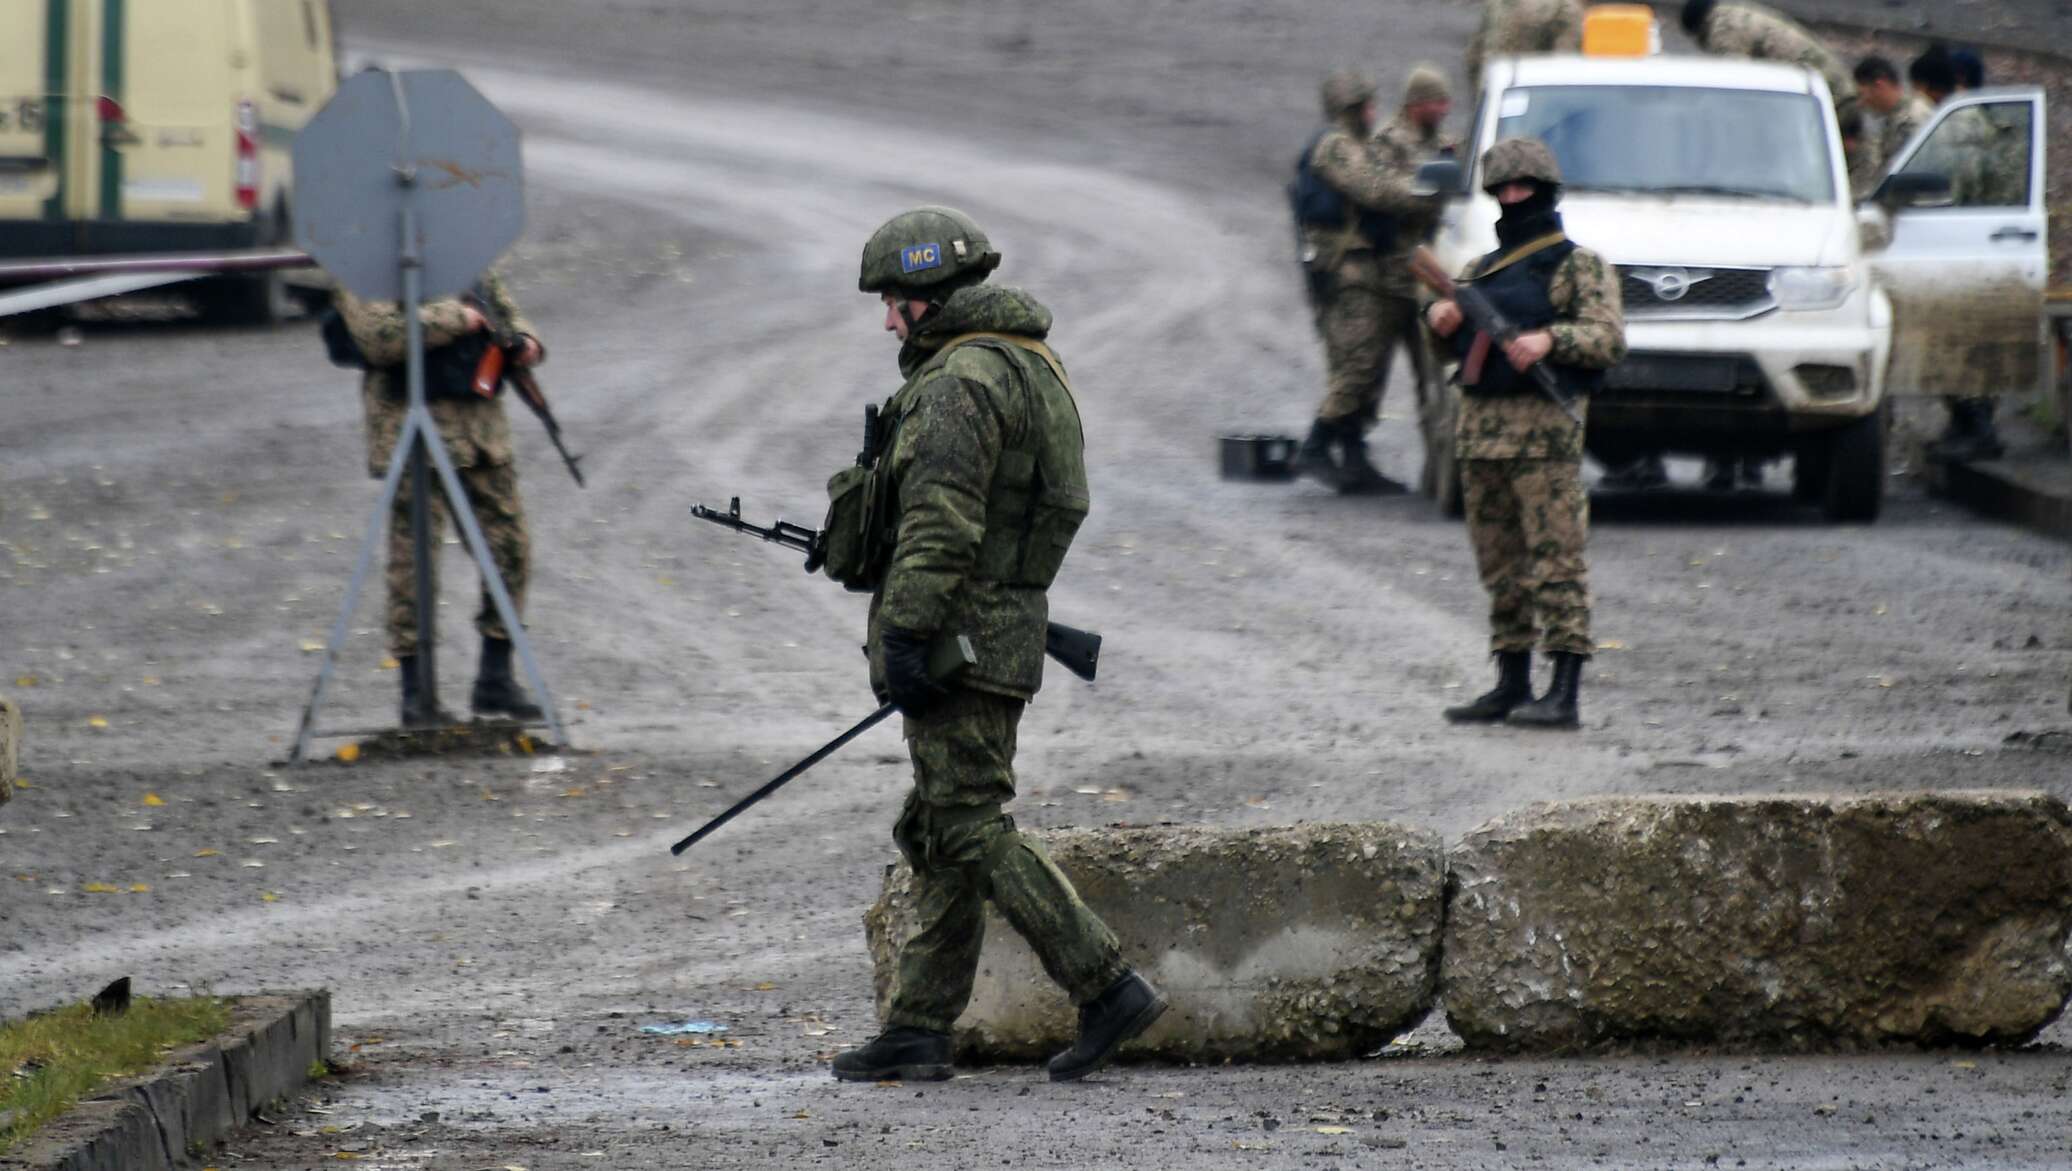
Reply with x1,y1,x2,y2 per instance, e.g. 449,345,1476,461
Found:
465,285,587,486
1408,245,1582,426
689,496,1102,683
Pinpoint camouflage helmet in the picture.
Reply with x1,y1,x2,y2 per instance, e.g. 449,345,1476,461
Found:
1402,63,1451,106
858,206,1002,295
1480,138,1563,190
1320,68,1377,118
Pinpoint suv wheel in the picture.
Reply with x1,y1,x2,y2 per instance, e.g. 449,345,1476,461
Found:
1415,342,1465,518
1820,402,1887,523
1791,442,1829,504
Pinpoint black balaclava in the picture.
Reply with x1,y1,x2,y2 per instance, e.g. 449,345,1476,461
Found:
1493,180,1563,250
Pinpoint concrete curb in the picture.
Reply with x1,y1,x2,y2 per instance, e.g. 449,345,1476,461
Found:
1935,457,2072,540
1,991,330,1171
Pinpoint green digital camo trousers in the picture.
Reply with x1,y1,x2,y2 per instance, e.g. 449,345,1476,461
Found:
385,460,529,656
885,689,1127,1034
1462,457,1592,656
1316,289,1421,427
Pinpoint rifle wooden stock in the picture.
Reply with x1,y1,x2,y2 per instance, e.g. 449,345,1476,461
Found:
1408,246,1582,425
471,341,505,399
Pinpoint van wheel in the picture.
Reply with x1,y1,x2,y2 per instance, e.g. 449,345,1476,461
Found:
1821,403,1887,523
203,206,296,326
203,271,294,326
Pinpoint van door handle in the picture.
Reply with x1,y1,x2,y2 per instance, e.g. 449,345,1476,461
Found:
1990,226,2039,242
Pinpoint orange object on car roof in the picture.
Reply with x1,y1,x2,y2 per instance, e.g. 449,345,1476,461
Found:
1582,4,1660,57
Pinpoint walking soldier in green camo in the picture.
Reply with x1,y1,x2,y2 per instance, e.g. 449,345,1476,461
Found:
1425,140,1626,729
338,273,547,730
828,207,1166,1084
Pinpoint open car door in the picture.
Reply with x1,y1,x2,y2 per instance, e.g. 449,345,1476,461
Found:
1867,87,2048,399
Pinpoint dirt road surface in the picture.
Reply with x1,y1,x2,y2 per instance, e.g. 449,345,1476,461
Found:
4,1,2071,1167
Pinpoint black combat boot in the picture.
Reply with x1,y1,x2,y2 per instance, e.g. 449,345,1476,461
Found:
470,637,544,721
1336,425,1408,496
830,1027,953,1083
1600,455,1668,490
1926,399,2004,463
397,654,458,730
1293,418,1338,483
1047,971,1168,1083
1506,651,1584,729
1443,651,1532,723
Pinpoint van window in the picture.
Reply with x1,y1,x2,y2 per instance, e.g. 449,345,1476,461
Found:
256,0,318,105
1496,85,1836,204
127,3,233,124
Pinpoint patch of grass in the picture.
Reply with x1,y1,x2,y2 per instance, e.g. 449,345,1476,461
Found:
0,996,230,1153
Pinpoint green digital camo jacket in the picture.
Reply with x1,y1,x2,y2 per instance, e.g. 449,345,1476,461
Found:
340,272,538,478
866,284,1087,702
1455,244,1627,461
1698,2,1856,110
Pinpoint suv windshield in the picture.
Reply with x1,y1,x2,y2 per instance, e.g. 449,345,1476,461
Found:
1495,85,1836,204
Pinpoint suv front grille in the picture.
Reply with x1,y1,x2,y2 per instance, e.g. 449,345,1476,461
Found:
1617,265,1775,320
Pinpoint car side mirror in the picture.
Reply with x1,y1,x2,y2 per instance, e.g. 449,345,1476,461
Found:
1870,169,1951,210
1414,159,1466,198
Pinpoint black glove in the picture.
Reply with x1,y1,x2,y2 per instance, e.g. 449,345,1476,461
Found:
880,626,951,718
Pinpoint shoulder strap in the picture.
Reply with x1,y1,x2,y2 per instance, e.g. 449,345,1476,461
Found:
1467,230,1571,280
927,331,1077,403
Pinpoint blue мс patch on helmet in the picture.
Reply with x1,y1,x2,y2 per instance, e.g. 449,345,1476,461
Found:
900,243,944,275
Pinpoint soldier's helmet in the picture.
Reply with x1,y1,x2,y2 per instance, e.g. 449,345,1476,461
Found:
1320,68,1377,118
1403,63,1451,106
858,206,1002,296
1480,138,1563,191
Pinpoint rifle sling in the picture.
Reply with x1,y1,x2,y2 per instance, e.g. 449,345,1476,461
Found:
1466,231,1569,280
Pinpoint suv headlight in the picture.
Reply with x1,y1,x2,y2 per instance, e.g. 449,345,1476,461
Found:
1768,266,1856,310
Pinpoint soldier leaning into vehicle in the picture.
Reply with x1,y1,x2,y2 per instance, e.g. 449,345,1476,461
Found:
1426,140,1626,730
1682,1,1859,132
337,274,548,729
828,207,1165,1084
1292,69,1446,494
1852,55,1933,196
1465,0,1586,92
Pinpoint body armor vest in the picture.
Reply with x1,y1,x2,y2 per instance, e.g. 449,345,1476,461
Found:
1457,237,1606,401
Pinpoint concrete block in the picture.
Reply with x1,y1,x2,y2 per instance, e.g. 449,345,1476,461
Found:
866,823,1447,1062
0,694,19,807
1443,792,2072,1051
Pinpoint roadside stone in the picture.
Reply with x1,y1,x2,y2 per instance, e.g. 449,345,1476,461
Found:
1,694,19,807
864,823,1446,1062
1443,792,2072,1051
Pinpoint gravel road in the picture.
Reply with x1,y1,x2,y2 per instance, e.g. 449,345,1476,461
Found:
3,1,2070,1167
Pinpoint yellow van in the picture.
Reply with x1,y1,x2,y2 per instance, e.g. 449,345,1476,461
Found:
0,1,337,321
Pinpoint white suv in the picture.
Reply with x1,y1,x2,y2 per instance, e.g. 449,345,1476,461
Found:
1419,54,2048,522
